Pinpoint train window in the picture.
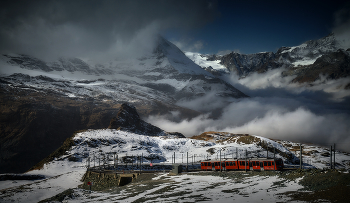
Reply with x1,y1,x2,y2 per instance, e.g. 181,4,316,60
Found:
264,162,267,166
268,162,271,166
201,163,204,166
215,162,218,166
233,162,236,166
272,162,274,165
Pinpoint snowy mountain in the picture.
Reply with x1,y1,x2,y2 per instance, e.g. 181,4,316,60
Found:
187,33,350,85
0,37,247,174
1,37,246,104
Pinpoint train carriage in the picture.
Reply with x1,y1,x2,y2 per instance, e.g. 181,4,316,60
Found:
224,159,238,170
200,158,284,171
200,160,213,170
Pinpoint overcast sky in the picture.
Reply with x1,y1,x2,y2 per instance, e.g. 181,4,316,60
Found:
1,0,349,60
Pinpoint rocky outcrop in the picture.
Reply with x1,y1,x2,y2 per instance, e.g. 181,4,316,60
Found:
108,103,185,138
290,49,350,83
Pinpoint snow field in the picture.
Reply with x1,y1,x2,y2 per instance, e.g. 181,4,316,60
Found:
54,173,305,203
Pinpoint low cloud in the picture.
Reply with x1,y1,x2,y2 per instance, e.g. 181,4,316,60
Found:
147,68,350,152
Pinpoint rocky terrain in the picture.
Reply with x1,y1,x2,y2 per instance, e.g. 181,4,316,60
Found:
188,33,350,86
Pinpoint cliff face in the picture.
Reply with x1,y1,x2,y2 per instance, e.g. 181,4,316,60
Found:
0,86,117,173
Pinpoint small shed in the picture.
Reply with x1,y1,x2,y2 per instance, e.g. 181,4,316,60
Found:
171,164,182,175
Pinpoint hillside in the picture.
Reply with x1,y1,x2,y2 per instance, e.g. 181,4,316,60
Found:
1,127,349,202
0,103,349,202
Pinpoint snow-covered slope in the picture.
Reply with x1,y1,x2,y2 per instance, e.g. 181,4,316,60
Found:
1,129,349,203
0,37,246,106
185,52,229,74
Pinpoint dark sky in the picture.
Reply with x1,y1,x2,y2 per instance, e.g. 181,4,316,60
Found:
0,0,349,59
165,0,350,54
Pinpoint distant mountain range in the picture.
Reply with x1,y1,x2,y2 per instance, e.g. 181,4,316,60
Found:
187,33,350,87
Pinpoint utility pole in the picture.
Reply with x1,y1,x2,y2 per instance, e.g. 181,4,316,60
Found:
174,152,176,164
220,149,222,172
330,146,332,169
187,152,188,172
333,143,336,169
245,149,247,172
113,153,116,171
300,144,303,169
274,148,276,171
267,145,269,158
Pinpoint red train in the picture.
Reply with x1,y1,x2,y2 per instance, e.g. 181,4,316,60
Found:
201,158,284,171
